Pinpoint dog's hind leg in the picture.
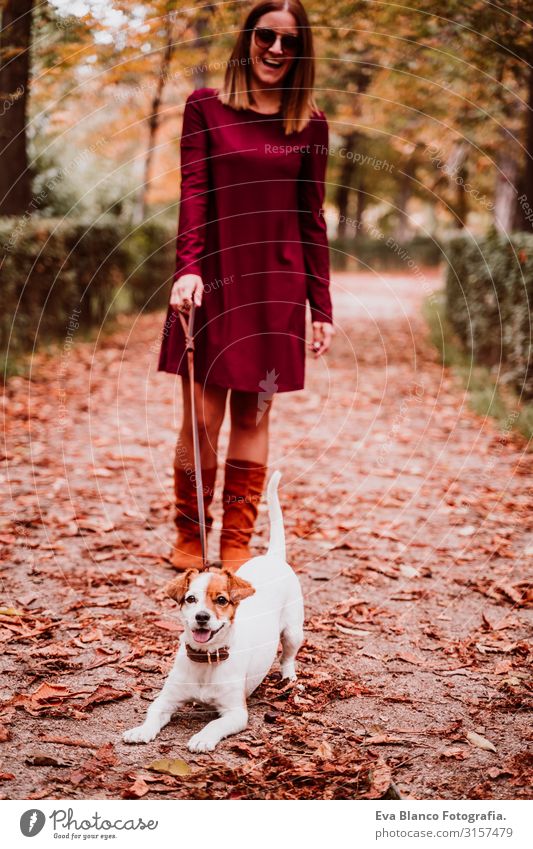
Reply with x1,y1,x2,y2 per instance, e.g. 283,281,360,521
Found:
280,624,303,681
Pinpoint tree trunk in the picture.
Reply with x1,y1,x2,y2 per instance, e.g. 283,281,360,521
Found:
445,141,468,228
455,162,468,229
134,11,175,223
335,132,358,238
393,143,422,242
515,59,533,232
493,126,520,234
191,7,213,89
0,0,33,216
354,176,367,239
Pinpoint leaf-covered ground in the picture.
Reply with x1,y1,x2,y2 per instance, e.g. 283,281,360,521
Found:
1,271,531,800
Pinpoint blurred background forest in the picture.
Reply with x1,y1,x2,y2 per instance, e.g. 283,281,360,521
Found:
1,0,532,415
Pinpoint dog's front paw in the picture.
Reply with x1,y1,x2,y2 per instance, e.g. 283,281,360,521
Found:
281,662,297,681
187,730,219,753
122,724,158,744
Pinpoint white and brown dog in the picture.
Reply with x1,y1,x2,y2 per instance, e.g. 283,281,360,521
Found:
122,471,304,753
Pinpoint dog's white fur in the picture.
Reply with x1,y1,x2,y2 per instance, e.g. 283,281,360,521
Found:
122,471,304,752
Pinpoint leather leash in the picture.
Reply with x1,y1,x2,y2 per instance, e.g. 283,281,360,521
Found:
176,302,208,570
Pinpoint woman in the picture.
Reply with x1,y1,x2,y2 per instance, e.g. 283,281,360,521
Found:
158,0,335,572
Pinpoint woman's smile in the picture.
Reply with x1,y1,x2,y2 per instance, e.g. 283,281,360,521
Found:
262,56,284,69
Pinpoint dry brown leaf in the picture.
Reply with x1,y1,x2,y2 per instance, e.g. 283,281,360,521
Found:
125,777,150,798
314,741,334,760
79,685,132,711
362,757,392,798
146,758,191,777
25,752,73,767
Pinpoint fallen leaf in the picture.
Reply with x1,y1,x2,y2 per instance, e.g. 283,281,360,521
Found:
25,753,73,767
336,624,371,637
439,746,470,760
40,736,97,748
398,564,419,578
79,685,132,711
488,767,513,779
146,758,191,777
458,525,476,536
466,731,497,753
390,651,425,667
79,628,104,643
362,757,392,798
314,741,334,760
124,777,150,798
68,743,118,787
78,517,115,533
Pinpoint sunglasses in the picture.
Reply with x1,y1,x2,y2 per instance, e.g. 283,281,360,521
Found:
253,27,301,55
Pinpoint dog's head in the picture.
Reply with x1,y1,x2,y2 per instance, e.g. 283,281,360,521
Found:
165,568,255,647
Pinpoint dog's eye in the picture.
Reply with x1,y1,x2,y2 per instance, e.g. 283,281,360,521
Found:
216,596,229,606
185,595,196,604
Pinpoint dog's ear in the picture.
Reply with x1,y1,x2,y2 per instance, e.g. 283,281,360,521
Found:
225,572,255,604
165,569,198,604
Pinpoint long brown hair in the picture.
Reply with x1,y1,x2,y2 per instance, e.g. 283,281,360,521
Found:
218,0,318,135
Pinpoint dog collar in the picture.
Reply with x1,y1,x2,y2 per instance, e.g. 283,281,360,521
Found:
185,644,229,664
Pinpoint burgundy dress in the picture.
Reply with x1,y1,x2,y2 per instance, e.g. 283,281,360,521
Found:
157,87,333,393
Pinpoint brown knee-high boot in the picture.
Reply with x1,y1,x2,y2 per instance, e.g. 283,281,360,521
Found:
220,458,267,571
170,464,217,571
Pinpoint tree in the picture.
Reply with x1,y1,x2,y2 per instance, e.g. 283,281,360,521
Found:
0,0,33,215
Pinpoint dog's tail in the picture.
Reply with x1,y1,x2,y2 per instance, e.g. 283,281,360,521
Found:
266,470,286,561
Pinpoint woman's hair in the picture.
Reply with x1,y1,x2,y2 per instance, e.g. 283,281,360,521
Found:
218,0,317,135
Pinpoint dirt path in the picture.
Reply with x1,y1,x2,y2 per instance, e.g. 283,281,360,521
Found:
1,270,531,800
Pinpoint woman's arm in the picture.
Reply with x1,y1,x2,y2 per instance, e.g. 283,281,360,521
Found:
297,113,333,326
297,113,335,355
170,90,210,311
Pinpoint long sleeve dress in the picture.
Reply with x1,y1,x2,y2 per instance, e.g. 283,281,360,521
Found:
157,87,333,393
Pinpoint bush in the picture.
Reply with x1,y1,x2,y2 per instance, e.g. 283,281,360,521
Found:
0,215,176,370
122,218,175,312
330,234,443,271
444,229,533,398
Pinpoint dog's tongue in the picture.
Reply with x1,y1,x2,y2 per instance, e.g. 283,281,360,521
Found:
193,629,211,644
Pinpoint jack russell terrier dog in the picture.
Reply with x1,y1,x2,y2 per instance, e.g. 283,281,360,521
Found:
122,471,304,753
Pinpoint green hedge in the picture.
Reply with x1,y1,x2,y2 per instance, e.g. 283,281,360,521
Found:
121,218,175,312
445,230,533,398
330,234,443,271
0,215,175,368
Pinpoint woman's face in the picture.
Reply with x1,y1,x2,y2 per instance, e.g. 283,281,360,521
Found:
248,10,299,90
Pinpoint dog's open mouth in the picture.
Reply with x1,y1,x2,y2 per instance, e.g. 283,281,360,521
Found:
192,628,213,644
191,624,223,644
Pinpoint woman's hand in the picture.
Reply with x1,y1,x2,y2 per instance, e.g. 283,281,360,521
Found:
170,273,204,313
308,321,335,357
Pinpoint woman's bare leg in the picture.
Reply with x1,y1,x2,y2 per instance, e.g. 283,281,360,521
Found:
227,389,272,464
177,376,228,471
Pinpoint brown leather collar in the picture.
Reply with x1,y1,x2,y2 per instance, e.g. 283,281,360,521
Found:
186,644,229,664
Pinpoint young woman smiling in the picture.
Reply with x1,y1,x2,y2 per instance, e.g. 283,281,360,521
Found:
158,0,334,571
